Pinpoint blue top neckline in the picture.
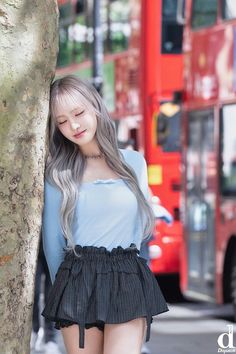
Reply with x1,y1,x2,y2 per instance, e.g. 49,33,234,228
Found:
81,178,123,185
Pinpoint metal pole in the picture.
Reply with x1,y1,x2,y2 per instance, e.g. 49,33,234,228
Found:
92,0,103,95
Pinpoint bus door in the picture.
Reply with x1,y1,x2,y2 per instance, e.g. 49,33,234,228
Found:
186,109,216,300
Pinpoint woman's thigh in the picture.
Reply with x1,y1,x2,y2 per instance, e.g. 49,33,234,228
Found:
103,317,146,354
61,324,104,354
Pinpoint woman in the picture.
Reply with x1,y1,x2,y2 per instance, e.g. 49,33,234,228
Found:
41,75,169,354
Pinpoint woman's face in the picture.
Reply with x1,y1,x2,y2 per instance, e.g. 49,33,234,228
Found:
53,93,98,148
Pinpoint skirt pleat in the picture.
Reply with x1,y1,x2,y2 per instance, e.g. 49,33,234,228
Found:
42,243,169,349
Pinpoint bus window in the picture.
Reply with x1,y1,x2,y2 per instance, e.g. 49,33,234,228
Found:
156,102,181,152
222,0,236,20
220,104,236,196
191,0,217,29
187,109,215,194
162,0,183,53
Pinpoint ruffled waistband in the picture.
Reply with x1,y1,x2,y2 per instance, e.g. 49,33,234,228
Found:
64,243,140,260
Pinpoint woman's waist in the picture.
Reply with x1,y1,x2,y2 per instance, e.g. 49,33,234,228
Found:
63,243,140,261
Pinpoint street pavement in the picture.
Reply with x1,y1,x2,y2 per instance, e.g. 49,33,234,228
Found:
147,302,236,354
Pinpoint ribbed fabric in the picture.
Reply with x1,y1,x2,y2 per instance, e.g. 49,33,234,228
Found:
41,243,169,349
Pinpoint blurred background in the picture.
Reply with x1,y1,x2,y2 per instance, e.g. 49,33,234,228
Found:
31,1,236,353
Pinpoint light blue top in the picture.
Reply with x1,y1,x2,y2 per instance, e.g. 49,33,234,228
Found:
42,148,149,283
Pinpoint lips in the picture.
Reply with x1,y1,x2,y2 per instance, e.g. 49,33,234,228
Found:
73,129,86,138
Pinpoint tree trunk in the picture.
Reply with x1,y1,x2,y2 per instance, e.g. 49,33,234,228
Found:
0,1,58,353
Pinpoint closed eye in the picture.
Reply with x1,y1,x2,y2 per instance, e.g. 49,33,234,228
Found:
58,110,84,125
75,110,85,117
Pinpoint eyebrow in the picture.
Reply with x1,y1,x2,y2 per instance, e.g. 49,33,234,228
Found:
56,108,84,120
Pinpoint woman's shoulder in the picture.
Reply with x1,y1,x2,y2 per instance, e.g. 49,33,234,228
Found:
44,177,56,190
118,148,147,176
119,148,146,168
44,177,62,199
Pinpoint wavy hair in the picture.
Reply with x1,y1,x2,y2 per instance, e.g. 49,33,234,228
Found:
46,75,155,252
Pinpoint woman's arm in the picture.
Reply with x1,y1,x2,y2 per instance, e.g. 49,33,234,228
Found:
133,152,153,260
121,149,150,201
120,148,152,247
136,152,150,202
42,180,66,283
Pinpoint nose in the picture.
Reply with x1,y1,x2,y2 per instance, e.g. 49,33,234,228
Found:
71,122,81,130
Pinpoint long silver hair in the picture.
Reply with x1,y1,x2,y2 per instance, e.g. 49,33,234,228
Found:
46,75,155,252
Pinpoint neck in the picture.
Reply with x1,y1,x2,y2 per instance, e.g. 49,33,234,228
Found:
79,140,101,157
83,152,104,159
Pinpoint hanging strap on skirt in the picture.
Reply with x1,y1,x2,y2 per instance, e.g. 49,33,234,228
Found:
78,322,85,348
145,315,152,342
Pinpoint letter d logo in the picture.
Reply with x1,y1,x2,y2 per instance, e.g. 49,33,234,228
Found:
217,325,235,349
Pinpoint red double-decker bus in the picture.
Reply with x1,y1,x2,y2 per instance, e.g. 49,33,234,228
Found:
140,0,184,276
56,0,184,278
180,0,236,318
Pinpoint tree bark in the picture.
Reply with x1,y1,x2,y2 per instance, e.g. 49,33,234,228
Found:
0,1,58,353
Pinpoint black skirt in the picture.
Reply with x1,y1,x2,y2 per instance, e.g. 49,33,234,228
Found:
41,243,169,349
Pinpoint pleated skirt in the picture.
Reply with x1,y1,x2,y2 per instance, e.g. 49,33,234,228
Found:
41,243,169,349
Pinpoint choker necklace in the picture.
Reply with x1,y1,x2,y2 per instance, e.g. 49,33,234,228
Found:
83,153,104,159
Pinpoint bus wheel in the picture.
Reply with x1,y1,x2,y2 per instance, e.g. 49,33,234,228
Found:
230,249,236,322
